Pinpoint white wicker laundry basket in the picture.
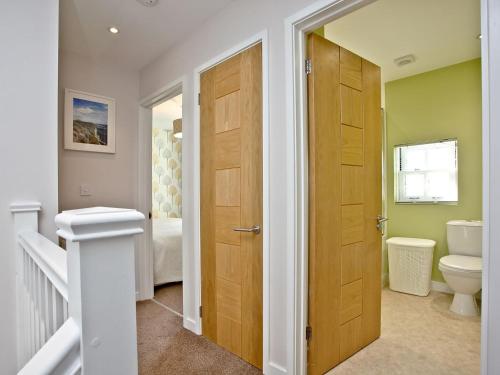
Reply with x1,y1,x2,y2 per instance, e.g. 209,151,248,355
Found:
387,237,436,296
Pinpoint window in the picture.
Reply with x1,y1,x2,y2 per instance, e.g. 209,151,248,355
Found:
394,139,458,203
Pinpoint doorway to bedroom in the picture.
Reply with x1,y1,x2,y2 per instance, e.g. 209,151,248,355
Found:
151,93,183,316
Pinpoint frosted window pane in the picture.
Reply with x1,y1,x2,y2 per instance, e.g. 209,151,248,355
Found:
427,143,455,170
404,173,425,198
395,140,458,203
427,171,451,199
401,148,426,171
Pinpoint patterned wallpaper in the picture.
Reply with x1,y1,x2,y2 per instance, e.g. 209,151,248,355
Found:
152,127,182,219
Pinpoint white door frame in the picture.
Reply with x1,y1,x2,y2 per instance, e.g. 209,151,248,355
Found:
284,0,494,374
480,1,500,374
192,30,270,372
137,77,185,303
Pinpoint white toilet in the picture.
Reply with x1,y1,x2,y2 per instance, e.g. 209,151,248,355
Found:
439,220,482,316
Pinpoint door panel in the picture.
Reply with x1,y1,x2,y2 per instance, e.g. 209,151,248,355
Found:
340,85,363,128
341,125,364,166
215,91,240,133
340,279,363,323
340,47,363,90
200,43,263,369
215,129,241,169
215,168,241,206
215,207,241,245
307,33,382,375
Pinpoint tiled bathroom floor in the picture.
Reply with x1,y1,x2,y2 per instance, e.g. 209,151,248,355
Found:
328,289,481,375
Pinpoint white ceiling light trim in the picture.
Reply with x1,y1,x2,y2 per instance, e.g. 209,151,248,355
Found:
394,54,416,67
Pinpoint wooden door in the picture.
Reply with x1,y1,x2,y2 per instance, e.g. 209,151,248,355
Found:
307,33,382,374
200,43,263,369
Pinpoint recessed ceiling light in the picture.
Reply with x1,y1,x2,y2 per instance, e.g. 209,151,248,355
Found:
108,26,119,34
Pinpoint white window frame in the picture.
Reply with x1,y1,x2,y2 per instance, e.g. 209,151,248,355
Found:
394,139,458,204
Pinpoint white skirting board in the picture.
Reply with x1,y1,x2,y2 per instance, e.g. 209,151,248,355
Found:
431,281,454,294
431,281,481,300
268,362,288,375
183,317,198,333
382,273,389,288
384,274,453,295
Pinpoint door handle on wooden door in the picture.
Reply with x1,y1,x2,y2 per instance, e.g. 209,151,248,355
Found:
376,215,389,231
232,225,261,234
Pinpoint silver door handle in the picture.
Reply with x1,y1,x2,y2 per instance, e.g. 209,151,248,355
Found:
233,225,261,234
376,215,389,230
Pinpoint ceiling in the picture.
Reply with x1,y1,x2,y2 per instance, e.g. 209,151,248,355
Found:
60,0,235,71
153,94,182,130
324,0,481,83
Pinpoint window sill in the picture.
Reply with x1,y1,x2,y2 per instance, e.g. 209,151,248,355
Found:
395,201,458,206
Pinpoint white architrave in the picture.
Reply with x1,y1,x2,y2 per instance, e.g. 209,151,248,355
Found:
137,78,184,303
481,0,499,373
192,30,271,371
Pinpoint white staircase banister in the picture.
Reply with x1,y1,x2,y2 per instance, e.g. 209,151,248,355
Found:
56,206,145,375
12,203,144,374
17,231,68,301
18,318,81,375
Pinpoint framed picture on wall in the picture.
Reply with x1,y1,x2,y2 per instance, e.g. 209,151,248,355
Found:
64,88,116,153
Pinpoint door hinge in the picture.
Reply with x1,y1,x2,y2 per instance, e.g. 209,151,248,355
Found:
198,93,201,105
305,59,312,75
306,325,312,341
199,306,203,318
148,212,152,220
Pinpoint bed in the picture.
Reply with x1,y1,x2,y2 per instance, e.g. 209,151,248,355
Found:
153,218,182,285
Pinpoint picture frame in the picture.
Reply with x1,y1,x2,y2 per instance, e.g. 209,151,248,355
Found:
64,88,116,153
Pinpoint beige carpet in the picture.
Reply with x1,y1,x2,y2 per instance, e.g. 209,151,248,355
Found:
154,282,183,315
328,289,481,375
136,300,261,374
138,288,479,374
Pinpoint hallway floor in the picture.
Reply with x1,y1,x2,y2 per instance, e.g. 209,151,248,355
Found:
328,289,481,375
154,282,183,315
137,283,260,375
137,288,480,374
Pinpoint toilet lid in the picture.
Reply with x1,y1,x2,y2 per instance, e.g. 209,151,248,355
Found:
439,255,482,273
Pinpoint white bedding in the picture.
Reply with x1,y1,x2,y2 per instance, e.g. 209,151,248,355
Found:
153,218,182,285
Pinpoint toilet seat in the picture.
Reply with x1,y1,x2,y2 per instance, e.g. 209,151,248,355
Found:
439,255,482,274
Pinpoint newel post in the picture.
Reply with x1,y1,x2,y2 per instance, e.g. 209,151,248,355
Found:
55,207,144,375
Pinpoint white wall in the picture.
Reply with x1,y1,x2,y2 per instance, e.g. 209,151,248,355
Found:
0,1,59,373
59,50,140,211
140,0,317,372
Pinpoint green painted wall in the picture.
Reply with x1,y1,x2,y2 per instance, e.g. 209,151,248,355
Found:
385,59,482,282
313,26,324,37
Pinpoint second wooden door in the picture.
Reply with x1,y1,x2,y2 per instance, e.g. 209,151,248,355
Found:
200,43,263,369
307,33,382,375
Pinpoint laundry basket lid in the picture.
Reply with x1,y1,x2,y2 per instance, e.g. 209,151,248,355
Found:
386,237,436,248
